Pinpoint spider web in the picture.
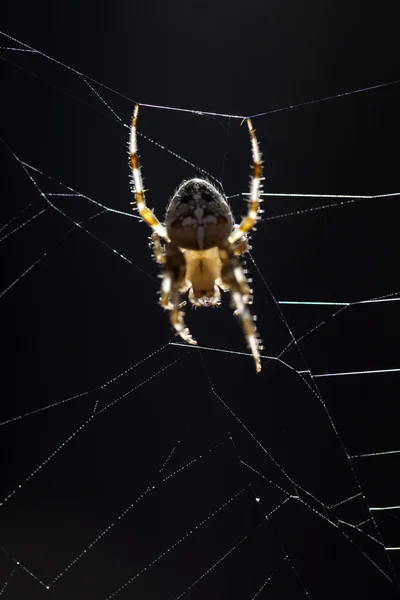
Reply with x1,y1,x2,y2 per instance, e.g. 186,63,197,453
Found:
1,29,400,600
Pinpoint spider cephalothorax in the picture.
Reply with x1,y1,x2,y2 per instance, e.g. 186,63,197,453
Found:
129,105,263,371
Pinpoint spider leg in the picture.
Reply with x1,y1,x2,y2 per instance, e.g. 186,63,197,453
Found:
161,244,197,345
129,105,169,241
219,243,262,373
233,237,249,256
152,234,186,310
215,277,230,292
151,232,166,264
217,239,249,290
228,118,263,245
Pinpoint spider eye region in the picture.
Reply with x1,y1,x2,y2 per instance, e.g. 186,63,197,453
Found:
166,179,233,250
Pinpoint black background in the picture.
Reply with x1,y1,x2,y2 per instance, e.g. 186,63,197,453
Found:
1,2,400,599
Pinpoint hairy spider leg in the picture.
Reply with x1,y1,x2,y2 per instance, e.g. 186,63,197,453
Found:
151,232,167,264
229,118,263,245
161,243,197,345
129,105,169,241
233,237,249,256
219,243,262,372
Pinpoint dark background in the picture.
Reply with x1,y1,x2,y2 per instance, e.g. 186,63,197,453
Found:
1,2,400,599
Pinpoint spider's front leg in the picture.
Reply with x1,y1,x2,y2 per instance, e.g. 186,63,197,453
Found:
228,118,263,246
219,242,262,372
160,243,197,345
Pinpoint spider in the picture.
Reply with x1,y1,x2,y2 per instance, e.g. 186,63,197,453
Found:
129,105,263,372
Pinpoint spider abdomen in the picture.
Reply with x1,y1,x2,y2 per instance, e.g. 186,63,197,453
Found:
166,178,233,250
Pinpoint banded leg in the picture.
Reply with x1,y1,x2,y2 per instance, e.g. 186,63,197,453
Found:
233,237,249,256
129,105,169,241
161,244,197,345
215,238,249,291
151,232,166,264
219,244,262,373
229,118,263,245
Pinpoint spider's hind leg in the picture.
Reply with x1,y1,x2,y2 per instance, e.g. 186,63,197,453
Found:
219,242,262,372
160,244,197,345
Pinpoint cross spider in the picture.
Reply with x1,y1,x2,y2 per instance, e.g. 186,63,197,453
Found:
129,105,263,372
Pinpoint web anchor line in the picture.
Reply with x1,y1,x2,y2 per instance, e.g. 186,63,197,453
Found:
1,29,400,120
